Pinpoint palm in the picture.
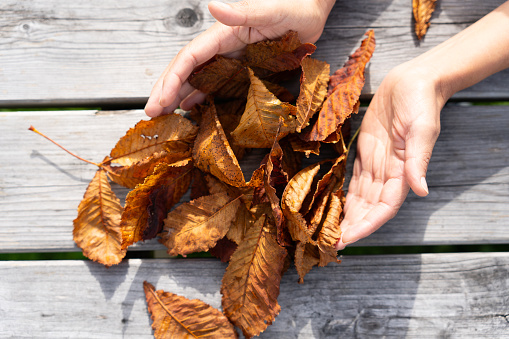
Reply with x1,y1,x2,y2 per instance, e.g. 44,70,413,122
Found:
338,68,442,248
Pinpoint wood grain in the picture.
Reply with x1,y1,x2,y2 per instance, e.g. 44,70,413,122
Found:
0,253,508,338
1,104,508,252
0,0,507,106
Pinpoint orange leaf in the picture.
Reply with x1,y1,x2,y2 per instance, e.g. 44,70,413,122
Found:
413,0,437,40
317,190,344,267
288,134,320,157
230,68,297,148
73,169,126,267
226,202,255,244
160,193,242,256
296,57,330,132
108,113,198,167
221,215,287,338
143,281,238,339
121,159,193,249
304,30,375,141
209,237,238,263
192,101,246,187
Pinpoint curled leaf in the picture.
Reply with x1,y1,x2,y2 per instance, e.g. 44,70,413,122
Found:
144,281,238,339
221,215,287,338
160,192,242,256
73,169,125,267
413,0,437,40
193,101,246,187
294,241,320,284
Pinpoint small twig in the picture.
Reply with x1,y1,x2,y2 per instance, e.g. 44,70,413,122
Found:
346,126,361,156
29,125,101,167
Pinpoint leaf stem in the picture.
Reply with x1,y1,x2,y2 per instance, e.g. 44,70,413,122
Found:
29,125,101,167
346,126,361,156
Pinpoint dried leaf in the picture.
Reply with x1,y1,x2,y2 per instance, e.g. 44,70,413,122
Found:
289,134,320,157
209,237,238,263
190,168,210,200
226,203,255,244
413,0,437,40
109,113,198,167
304,30,375,141
189,56,249,99
121,159,193,249
143,281,238,339
73,169,126,266
231,68,297,148
221,215,287,338
294,242,320,284
244,31,316,76
296,57,330,132
193,101,246,187
317,190,344,267
160,193,242,256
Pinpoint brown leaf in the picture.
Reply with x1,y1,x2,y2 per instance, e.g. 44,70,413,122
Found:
121,159,193,249
190,168,210,200
296,57,330,132
221,215,287,338
244,31,316,76
73,169,126,267
143,281,238,339
413,0,437,40
160,193,242,256
288,134,320,157
190,56,251,99
317,190,344,267
304,30,375,141
192,101,246,187
226,203,255,244
231,68,297,148
209,237,238,263
108,113,198,167
294,241,320,284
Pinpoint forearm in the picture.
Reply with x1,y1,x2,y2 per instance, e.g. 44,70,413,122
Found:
412,1,509,101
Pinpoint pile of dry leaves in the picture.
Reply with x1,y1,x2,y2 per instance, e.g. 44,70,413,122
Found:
32,30,375,338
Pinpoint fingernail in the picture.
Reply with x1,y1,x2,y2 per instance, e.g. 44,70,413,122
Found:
421,176,429,195
210,1,230,9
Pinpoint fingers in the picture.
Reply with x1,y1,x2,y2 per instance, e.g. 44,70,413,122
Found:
145,22,248,117
336,176,409,250
404,118,440,197
209,0,280,27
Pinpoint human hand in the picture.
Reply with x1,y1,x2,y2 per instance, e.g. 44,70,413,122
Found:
335,63,446,250
145,0,336,117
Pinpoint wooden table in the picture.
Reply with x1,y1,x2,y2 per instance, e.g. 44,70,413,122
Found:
1,0,508,337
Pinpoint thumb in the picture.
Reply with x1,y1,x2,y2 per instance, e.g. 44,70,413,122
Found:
208,0,280,27
404,119,440,197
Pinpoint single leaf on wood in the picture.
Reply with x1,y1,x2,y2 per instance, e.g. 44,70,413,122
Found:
160,192,242,256
413,0,437,40
222,215,287,338
193,101,246,187
231,68,297,148
143,281,238,339
244,30,316,76
108,113,198,166
296,57,330,132
189,56,249,99
73,169,126,267
294,241,320,284
121,159,193,249
304,30,375,141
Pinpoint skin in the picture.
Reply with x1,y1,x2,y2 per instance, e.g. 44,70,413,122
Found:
144,0,509,250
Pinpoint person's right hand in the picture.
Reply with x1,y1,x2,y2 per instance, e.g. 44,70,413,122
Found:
144,0,336,117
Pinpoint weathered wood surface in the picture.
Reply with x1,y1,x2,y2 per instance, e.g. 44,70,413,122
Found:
1,253,508,338
0,0,507,107
1,104,508,253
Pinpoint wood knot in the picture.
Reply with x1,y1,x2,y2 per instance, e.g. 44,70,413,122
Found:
175,8,199,27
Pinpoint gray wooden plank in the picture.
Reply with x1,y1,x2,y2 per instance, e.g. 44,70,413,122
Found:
0,253,508,338
0,0,507,106
1,104,509,252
